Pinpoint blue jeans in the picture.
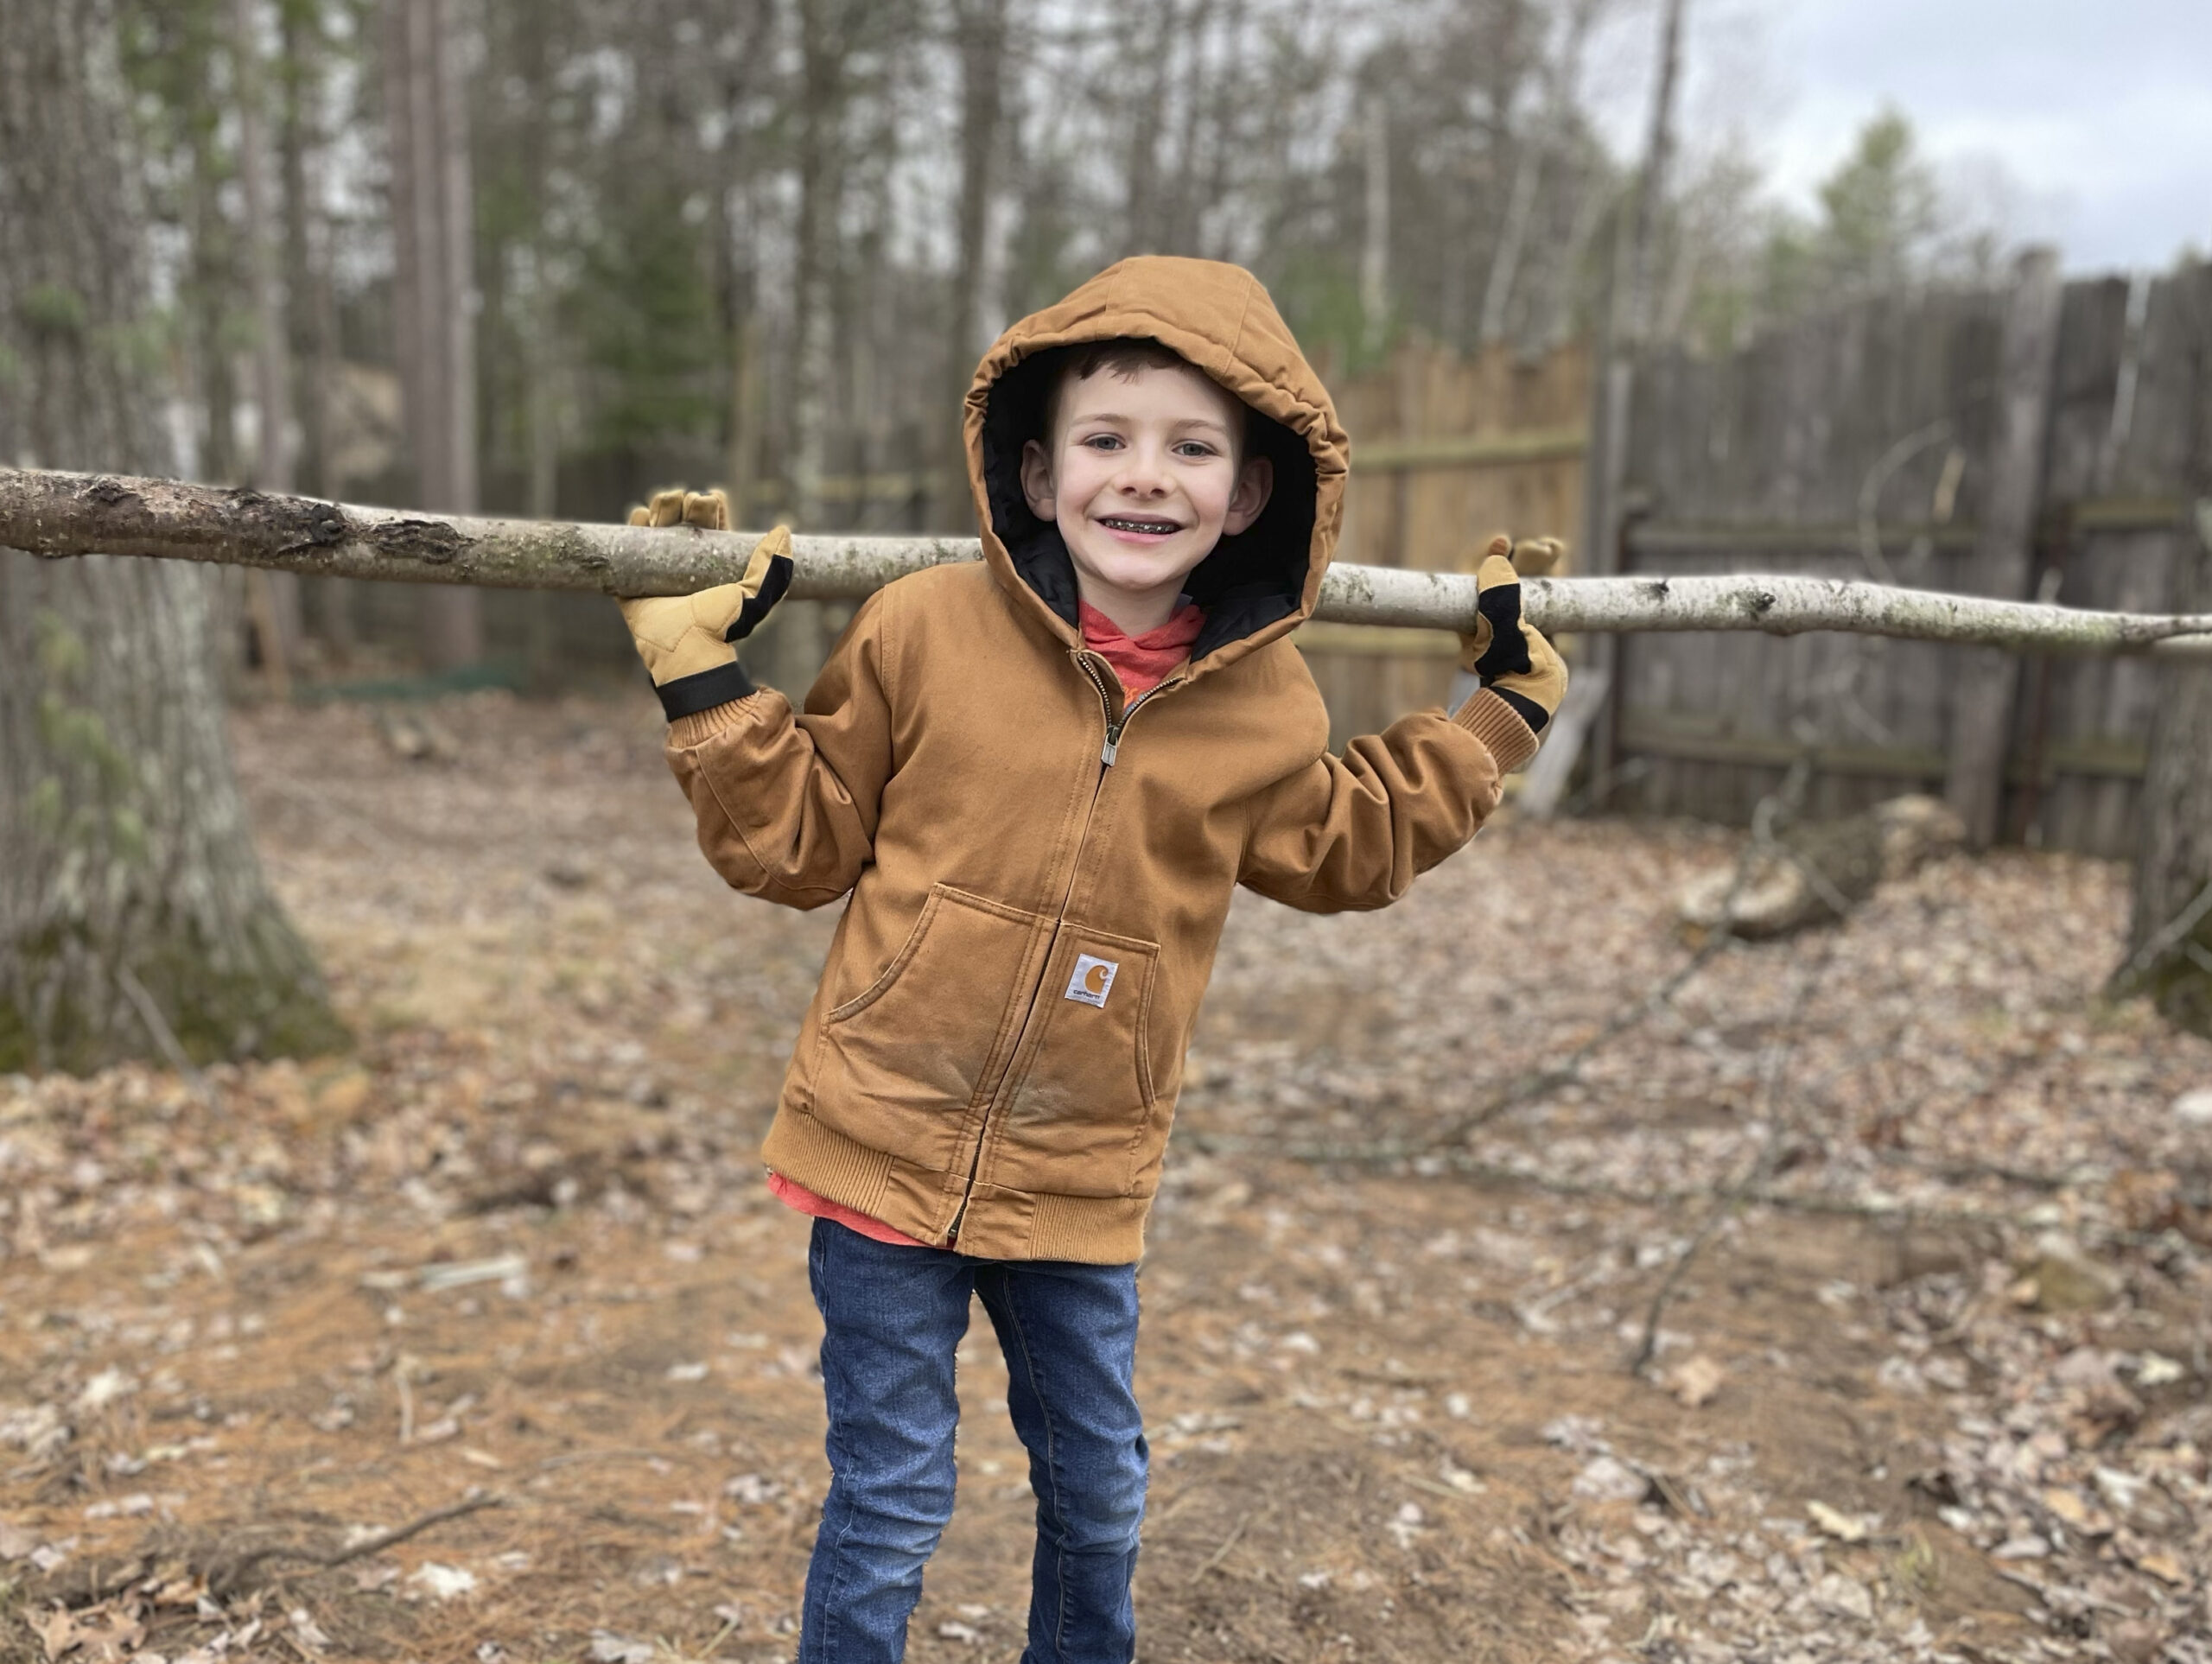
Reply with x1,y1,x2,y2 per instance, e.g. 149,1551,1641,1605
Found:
798,1217,1147,1664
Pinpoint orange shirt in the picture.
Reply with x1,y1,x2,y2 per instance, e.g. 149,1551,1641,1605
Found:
767,600,1206,1246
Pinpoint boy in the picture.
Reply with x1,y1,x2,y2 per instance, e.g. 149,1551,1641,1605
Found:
616,256,1565,1663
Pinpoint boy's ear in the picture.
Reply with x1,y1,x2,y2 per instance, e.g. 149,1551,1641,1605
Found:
1020,438,1058,523
1224,454,1274,537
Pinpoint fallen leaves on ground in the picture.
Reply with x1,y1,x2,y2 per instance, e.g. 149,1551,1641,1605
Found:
1,690,2207,1663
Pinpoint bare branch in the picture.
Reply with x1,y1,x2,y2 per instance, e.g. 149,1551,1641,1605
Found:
4,467,2210,655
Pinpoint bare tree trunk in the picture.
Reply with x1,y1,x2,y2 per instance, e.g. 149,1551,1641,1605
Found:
233,0,293,494
1121,0,1174,252
935,0,1008,530
0,0,343,1073
767,0,855,689
790,0,843,534
187,120,238,486
1479,0,1597,349
1581,0,1687,774
278,0,330,499
232,0,302,683
278,0,353,658
1360,92,1389,361
1527,139,1606,355
383,0,480,670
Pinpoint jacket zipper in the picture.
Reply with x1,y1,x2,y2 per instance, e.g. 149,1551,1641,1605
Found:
944,653,1179,1246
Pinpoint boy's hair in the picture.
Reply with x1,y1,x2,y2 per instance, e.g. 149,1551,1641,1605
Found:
1044,338,1255,455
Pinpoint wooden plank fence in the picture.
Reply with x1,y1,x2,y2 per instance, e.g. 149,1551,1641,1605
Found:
1608,260,2209,856
1297,339,1589,740
281,276,2206,863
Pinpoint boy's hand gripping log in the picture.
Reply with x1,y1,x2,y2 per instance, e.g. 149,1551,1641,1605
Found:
616,488,794,719
1458,534,1571,733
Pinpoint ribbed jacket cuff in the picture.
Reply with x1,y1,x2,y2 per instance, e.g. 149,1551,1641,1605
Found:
667,695,760,747
1453,686,1540,774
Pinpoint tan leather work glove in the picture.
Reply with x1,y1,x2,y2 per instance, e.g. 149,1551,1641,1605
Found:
616,488,793,719
1457,533,1569,735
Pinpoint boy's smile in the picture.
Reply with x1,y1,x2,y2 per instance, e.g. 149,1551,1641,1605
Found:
1020,359,1273,636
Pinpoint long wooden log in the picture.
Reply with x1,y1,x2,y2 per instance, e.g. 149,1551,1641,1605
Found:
4,466,2210,657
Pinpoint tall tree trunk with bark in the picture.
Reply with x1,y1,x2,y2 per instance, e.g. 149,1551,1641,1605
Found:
383,0,481,669
232,0,303,682
277,0,353,657
1360,92,1389,361
935,0,1007,530
0,0,344,1073
760,0,855,689
1479,0,1598,349
1581,0,1687,774
278,0,331,499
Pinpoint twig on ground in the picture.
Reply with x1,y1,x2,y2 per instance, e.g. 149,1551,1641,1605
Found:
251,773,390,856
209,1492,507,1596
115,965,213,1105
2109,877,2212,996
1553,754,1653,817
1195,762,1811,1172
1627,932,1838,1375
1189,1509,1254,1583
1209,1142,2202,1249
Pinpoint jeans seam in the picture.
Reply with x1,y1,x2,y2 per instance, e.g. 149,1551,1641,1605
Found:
1000,1276,1071,1661
806,1224,866,1661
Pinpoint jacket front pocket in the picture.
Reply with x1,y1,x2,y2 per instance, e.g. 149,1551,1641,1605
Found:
990,925,1160,1198
812,884,1044,1172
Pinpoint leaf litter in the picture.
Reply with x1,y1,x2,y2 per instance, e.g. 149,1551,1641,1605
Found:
0,690,2205,1662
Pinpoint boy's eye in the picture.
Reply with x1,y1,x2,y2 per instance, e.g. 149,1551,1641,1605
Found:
1173,441,1217,459
1080,434,1124,451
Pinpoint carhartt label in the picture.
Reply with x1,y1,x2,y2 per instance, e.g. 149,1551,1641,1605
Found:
1065,955,1118,1007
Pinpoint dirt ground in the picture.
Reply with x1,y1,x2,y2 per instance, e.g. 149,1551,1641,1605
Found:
3,689,2210,1664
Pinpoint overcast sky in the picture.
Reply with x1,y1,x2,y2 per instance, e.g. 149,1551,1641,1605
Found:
1586,0,2211,275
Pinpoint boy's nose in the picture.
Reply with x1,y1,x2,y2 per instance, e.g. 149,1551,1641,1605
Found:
1111,448,1173,494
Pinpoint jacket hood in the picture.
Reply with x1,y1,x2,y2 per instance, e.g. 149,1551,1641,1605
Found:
963,256,1349,678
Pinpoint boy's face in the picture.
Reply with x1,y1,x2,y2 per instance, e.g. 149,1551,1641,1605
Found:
1019,360,1274,633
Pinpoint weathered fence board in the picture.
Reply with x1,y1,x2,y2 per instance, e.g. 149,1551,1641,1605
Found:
1303,339,1587,741
1610,259,2209,857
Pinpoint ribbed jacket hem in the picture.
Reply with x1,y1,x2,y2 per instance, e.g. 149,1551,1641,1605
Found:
1452,687,1540,774
760,1106,1147,1266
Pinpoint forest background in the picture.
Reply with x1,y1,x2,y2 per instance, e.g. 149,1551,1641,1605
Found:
4,0,2053,676
6,4,2212,1661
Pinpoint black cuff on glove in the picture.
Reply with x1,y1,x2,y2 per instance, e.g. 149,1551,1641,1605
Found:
656,658,757,721
1491,684,1550,734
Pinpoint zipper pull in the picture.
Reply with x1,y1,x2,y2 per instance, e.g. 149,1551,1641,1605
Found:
1101,722,1123,766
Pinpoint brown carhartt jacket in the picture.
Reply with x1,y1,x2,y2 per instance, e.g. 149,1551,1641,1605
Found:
663,256,1536,1263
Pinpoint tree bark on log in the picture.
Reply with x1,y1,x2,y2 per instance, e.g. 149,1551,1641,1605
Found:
3,467,2209,657
0,9,344,1075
